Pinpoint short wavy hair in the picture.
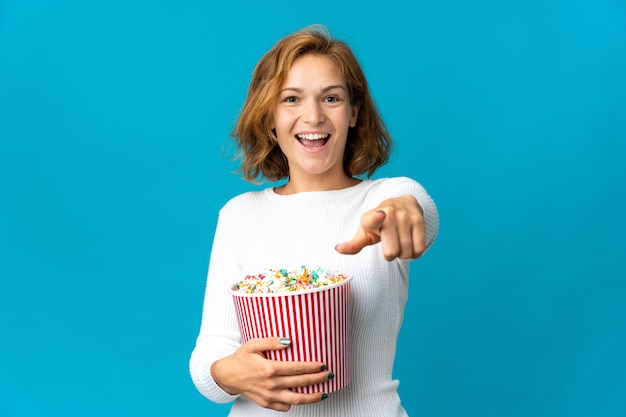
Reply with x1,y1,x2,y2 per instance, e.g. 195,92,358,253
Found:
232,25,392,183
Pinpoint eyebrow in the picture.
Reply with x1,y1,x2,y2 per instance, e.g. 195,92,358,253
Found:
279,85,346,94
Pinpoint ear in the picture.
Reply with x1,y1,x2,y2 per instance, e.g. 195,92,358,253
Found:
349,104,359,128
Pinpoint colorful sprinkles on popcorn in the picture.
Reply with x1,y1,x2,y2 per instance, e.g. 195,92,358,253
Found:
234,266,348,294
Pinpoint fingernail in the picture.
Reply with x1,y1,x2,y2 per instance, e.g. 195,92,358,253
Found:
376,210,385,214
320,364,327,371
321,393,329,400
328,372,335,380
334,244,339,252
279,338,291,346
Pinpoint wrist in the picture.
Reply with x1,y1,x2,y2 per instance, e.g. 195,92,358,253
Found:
211,357,239,395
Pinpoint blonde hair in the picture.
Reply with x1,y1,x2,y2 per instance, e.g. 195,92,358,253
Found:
232,25,392,182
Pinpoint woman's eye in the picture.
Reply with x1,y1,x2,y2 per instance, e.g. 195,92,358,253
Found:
283,96,298,103
324,96,339,103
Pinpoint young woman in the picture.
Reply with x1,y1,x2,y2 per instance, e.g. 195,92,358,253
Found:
190,25,439,416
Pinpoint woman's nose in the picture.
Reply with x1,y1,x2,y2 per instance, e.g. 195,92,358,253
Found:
302,100,324,124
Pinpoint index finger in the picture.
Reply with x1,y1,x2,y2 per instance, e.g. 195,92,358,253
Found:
335,210,386,255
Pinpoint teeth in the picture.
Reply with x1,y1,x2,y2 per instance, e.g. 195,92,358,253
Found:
297,133,329,140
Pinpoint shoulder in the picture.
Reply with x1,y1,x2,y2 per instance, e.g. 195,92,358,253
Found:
367,176,429,197
213,189,271,230
218,188,272,216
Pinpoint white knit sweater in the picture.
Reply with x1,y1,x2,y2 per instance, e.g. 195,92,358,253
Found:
189,177,439,417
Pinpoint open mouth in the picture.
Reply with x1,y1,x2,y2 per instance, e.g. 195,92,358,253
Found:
296,133,330,148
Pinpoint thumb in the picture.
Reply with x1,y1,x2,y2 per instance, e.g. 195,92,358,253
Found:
242,337,292,353
335,210,386,255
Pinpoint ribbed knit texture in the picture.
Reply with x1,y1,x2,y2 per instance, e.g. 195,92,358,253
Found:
189,177,439,416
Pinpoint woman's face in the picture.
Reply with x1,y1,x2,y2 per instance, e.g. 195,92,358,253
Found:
272,53,358,187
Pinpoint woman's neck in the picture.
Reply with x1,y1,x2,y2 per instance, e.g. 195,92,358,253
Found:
274,175,361,195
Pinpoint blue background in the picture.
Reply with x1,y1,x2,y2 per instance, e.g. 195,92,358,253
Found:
1,0,625,416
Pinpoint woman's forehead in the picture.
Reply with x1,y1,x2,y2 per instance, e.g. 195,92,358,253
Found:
282,54,346,88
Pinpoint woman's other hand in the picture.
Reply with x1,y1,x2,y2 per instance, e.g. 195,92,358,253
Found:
211,337,332,412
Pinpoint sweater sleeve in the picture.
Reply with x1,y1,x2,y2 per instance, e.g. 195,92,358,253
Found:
189,200,244,403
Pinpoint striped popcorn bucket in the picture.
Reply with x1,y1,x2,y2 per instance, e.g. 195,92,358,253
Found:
230,276,352,393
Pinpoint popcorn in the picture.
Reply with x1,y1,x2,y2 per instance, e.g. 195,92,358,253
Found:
233,266,348,294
